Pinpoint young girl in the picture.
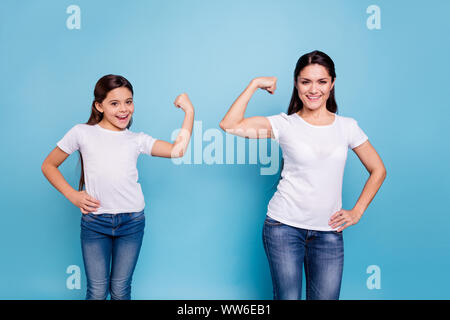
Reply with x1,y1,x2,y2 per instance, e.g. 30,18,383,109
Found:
219,51,386,300
41,74,195,300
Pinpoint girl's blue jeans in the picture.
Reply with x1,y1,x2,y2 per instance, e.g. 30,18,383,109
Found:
80,210,145,300
262,215,344,300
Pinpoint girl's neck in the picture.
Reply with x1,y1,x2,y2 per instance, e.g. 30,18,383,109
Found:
97,119,126,132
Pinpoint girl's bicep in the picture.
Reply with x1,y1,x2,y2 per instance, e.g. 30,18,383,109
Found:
43,147,70,168
230,116,273,139
150,140,174,158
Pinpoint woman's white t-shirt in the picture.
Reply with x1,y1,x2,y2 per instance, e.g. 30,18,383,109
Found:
266,112,368,231
57,123,157,214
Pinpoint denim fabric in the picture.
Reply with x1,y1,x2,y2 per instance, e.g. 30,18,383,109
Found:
262,215,344,300
80,210,145,300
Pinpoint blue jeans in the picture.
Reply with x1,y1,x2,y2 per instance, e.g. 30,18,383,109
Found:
262,215,344,300
80,210,145,300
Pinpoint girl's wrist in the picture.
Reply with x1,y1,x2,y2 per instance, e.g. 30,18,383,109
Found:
183,105,194,115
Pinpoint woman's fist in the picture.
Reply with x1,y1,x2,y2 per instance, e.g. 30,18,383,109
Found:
252,77,277,94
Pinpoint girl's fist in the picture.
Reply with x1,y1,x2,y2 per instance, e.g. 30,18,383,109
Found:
174,93,194,113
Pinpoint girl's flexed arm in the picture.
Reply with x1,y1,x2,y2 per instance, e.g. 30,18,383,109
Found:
219,77,277,139
151,93,195,158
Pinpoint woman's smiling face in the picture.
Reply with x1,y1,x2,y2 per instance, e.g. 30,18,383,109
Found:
95,87,134,131
296,64,335,112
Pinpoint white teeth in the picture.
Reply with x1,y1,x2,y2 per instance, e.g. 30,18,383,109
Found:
307,96,320,100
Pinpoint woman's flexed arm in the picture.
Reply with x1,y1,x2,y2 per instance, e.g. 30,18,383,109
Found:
219,77,277,139
151,93,195,158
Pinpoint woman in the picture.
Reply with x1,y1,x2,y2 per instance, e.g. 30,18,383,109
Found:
219,50,386,300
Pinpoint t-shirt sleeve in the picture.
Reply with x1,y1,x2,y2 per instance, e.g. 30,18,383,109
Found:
266,113,289,141
348,119,368,149
56,125,81,155
138,132,157,156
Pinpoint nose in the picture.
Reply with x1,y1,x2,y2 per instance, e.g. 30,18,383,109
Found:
119,103,128,112
310,82,319,93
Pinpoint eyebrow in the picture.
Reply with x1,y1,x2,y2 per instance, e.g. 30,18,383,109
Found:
299,78,330,81
107,98,133,102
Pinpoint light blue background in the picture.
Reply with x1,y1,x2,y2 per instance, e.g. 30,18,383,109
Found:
1,0,449,299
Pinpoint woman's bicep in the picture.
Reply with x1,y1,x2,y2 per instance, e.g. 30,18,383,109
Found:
228,116,273,139
352,140,385,174
43,147,70,168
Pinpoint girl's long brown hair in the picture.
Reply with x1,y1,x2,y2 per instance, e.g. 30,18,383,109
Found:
78,75,134,191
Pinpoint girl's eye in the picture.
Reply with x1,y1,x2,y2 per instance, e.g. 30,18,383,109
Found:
112,102,118,106
301,81,309,85
320,81,327,84
126,101,132,104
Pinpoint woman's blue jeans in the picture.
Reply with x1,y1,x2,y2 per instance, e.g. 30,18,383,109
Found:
80,210,145,300
262,215,344,300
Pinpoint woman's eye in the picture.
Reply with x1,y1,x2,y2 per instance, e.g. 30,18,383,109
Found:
111,102,117,106
301,81,309,85
320,81,327,84
126,101,132,104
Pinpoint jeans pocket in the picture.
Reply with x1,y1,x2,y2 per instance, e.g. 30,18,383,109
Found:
81,213,96,222
130,211,145,221
264,215,283,226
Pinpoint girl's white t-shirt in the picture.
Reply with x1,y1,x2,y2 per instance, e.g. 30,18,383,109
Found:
57,123,157,214
266,112,368,231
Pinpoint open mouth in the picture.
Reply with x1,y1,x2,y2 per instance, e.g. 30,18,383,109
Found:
116,114,129,122
306,95,321,102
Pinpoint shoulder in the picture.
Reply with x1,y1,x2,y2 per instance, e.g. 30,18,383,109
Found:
71,123,94,131
335,114,359,128
267,112,296,123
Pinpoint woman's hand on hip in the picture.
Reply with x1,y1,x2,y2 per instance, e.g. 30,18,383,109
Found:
328,209,363,232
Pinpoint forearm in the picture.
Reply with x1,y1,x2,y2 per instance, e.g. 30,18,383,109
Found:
41,164,77,200
220,80,258,129
352,169,387,217
171,109,194,157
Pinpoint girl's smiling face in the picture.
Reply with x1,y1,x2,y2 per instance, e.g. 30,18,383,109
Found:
296,64,335,112
95,87,134,131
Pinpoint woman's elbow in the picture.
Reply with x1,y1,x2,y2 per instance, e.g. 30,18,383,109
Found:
373,166,387,181
219,120,228,131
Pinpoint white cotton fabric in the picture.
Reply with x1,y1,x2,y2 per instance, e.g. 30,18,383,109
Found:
57,123,157,214
266,112,368,231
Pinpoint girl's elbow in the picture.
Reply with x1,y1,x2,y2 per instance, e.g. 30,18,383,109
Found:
170,145,185,158
41,162,49,175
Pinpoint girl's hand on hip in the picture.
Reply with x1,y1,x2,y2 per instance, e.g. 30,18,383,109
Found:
69,190,101,214
252,77,277,94
174,93,194,114
328,209,362,232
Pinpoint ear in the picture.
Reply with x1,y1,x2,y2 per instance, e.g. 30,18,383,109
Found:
95,101,103,113
330,78,336,91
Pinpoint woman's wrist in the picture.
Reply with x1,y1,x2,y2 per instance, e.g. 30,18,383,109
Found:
249,78,260,90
